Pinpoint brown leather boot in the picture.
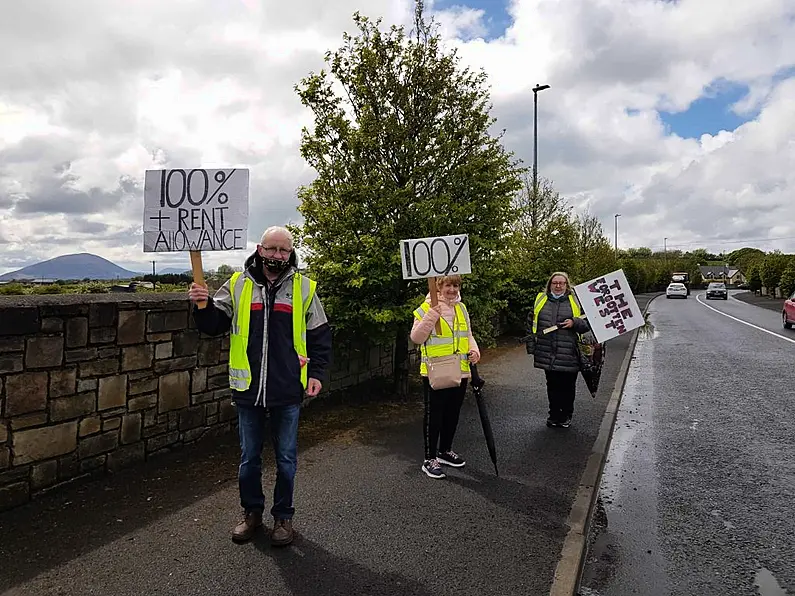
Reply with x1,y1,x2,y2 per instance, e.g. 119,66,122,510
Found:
271,518,294,546
231,510,262,543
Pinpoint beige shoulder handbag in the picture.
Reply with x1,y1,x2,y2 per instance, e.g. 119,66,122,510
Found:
425,307,463,390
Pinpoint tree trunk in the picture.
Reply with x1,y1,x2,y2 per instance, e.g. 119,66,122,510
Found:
393,325,410,399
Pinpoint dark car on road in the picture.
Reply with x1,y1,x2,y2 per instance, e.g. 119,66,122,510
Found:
706,282,728,300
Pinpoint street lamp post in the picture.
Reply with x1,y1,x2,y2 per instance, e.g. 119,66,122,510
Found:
614,214,621,258
532,83,551,200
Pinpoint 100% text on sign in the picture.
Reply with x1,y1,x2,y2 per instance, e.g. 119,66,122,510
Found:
400,234,471,281
157,168,233,208
143,168,249,254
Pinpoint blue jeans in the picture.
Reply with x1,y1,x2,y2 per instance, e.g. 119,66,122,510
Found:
237,403,300,520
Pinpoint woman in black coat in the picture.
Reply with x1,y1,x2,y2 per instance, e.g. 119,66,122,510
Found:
527,272,589,428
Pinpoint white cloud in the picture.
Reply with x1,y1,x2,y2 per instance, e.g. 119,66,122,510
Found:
0,0,794,275
442,0,795,253
430,3,488,40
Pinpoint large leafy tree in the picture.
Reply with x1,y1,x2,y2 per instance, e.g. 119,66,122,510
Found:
572,211,617,284
779,263,795,298
747,263,763,293
626,247,653,259
689,248,718,262
727,247,765,271
294,2,522,391
761,252,788,297
619,257,641,292
501,176,577,331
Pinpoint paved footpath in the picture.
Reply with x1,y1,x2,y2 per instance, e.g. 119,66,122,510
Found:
0,296,652,596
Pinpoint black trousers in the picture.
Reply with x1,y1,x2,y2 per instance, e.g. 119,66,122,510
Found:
544,370,577,420
423,377,468,460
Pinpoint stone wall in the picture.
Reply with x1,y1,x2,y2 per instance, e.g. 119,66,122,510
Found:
0,293,396,511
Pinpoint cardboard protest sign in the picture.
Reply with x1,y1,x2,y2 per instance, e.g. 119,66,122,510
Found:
401,234,471,333
573,269,643,343
143,168,249,252
400,234,471,280
143,168,249,308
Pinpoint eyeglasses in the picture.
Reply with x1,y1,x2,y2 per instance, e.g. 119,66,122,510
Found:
551,281,567,286
260,246,291,256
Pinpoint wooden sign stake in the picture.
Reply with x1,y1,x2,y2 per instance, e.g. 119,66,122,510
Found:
190,250,208,310
428,277,442,334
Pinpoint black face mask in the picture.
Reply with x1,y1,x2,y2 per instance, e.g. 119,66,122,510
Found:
264,257,290,273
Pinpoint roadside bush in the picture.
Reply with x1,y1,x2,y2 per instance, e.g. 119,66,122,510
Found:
76,282,109,294
31,284,64,294
0,283,26,295
779,266,795,298
134,283,186,294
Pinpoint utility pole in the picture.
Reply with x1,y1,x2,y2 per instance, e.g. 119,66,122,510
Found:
151,260,156,290
532,83,550,201
614,214,621,259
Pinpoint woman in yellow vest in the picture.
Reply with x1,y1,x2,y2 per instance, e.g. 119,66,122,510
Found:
526,272,589,428
410,275,480,479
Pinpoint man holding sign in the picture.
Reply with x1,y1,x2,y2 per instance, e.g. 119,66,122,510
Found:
188,226,332,546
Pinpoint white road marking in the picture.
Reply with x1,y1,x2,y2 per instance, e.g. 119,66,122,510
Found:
696,293,795,345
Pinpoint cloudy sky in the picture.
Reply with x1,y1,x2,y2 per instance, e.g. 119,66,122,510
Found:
1,0,794,275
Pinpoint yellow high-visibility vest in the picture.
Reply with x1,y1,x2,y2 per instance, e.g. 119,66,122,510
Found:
227,272,317,391
532,292,581,334
413,302,471,375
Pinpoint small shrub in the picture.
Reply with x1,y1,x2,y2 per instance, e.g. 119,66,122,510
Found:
0,283,26,295
32,284,64,295
75,282,108,294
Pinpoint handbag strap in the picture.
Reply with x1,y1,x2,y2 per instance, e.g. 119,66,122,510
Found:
452,306,460,354
423,303,461,354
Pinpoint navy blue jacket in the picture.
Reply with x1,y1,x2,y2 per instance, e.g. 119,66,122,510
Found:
193,252,332,408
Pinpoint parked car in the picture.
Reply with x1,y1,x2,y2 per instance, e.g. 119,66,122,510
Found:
784,291,795,329
666,283,688,299
706,282,728,300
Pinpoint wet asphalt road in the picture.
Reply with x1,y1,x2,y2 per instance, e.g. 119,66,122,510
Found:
0,295,653,596
581,292,795,596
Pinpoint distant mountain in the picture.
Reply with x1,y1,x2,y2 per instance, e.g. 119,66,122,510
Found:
0,253,140,282
158,267,191,275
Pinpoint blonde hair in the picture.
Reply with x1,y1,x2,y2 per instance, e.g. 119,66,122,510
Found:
546,271,572,294
436,275,462,290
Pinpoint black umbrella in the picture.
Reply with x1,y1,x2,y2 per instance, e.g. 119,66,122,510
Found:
578,333,606,398
469,363,499,476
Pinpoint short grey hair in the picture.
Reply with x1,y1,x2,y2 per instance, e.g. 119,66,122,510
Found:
260,226,293,247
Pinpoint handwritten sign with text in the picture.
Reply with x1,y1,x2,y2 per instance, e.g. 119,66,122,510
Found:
573,269,643,343
143,168,249,253
400,234,471,280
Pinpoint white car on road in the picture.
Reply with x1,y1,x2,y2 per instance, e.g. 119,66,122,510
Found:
666,282,688,299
